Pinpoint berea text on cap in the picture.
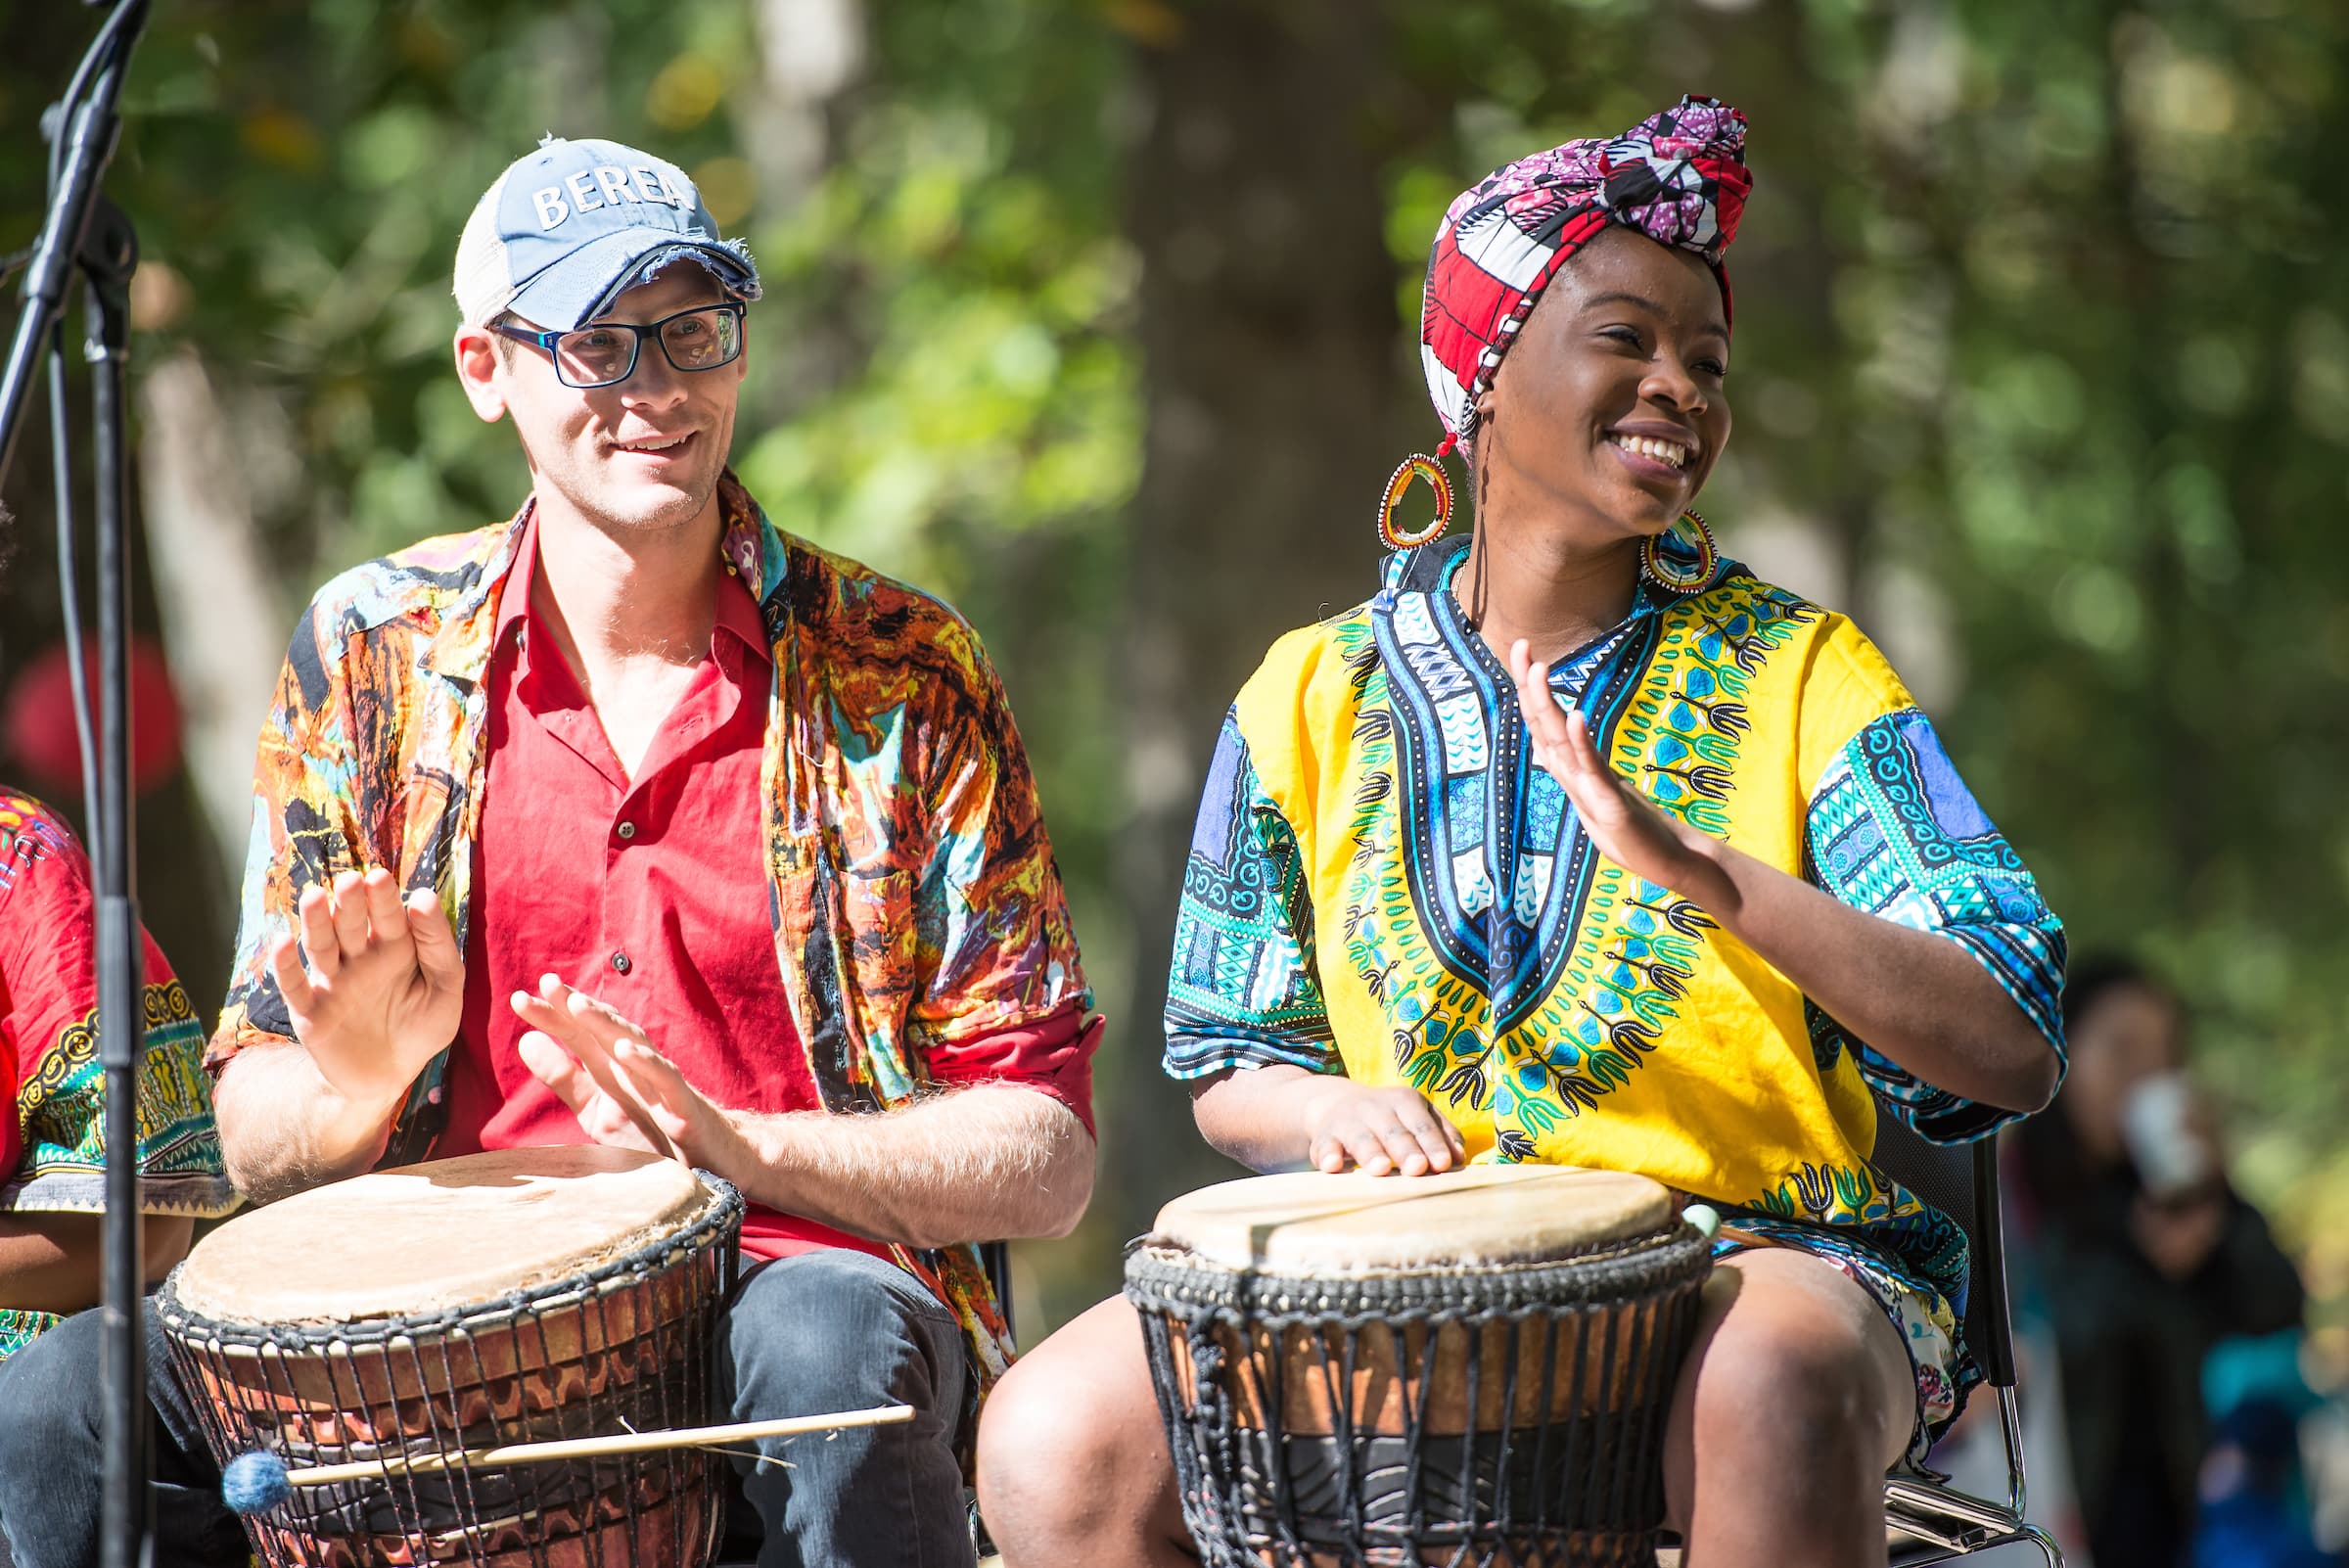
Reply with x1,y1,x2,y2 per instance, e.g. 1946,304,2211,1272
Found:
531,165,691,230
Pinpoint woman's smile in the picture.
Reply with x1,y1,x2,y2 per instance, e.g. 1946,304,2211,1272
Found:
1603,421,1702,482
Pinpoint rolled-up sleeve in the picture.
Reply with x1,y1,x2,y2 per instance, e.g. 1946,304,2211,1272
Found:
926,1001,1101,1135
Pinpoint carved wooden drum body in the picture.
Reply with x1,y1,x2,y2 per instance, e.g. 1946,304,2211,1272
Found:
1126,1166,1711,1568
157,1146,743,1568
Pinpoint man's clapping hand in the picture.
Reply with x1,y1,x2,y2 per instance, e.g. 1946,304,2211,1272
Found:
265,867,464,1114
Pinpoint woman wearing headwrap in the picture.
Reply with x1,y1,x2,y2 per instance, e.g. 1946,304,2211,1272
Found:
978,96,2069,1566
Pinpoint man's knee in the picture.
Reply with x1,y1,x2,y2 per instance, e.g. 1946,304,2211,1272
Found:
722,1249,964,1416
0,1313,107,1567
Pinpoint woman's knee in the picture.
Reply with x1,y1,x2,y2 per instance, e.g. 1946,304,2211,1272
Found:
1689,1252,1912,1460
1697,1314,1885,1439
974,1350,1082,1509
978,1296,1160,1488
977,1297,1173,1547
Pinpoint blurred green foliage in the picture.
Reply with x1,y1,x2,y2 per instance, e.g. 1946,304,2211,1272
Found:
5,0,2347,1357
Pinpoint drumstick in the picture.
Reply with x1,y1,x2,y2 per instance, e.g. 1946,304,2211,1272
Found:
221,1404,913,1513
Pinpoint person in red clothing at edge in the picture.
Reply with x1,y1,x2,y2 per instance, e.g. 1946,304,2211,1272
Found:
0,513,241,1563
0,783,241,1556
0,138,1100,1568
0,787,237,1345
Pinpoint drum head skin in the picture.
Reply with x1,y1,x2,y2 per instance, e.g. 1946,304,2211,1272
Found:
1150,1165,1674,1274
172,1146,711,1325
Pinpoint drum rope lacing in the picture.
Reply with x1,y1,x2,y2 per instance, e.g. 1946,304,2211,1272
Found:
158,1173,746,1567
1128,1218,1713,1568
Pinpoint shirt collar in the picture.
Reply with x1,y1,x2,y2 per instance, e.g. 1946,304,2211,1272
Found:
426,471,781,684
712,549,772,667
491,502,542,654
491,501,774,671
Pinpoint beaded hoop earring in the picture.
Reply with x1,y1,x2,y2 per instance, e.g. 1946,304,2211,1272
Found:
1377,454,1453,551
1640,509,1721,592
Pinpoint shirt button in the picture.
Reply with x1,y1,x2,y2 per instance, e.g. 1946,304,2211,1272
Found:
616,820,636,841
611,950,632,975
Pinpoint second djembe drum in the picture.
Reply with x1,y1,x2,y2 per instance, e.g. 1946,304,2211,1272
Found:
157,1145,743,1568
1125,1166,1712,1568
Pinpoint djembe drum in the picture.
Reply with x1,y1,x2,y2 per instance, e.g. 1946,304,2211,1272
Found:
156,1145,744,1568
1125,1166,1712,1568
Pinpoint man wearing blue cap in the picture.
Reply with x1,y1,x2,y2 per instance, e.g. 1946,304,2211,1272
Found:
0,137,1100,1568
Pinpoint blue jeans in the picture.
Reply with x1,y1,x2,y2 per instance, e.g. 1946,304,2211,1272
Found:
0,1248,975,1568
715,1248,977,1567
0,1300,248,1568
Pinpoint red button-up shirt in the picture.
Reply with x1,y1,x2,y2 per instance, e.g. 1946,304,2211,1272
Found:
440,518,1093,1262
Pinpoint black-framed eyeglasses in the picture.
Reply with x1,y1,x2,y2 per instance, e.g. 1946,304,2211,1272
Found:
491,301,747,390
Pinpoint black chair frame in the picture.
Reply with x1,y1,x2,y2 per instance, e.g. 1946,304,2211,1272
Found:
1867,1112,2062,1566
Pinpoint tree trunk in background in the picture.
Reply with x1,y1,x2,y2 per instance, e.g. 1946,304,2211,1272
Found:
1109,0,1418,1245
1689,0,1868,617
745,0,863,198
138,351,287,864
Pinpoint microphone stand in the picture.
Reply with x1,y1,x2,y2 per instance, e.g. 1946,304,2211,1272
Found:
0,4,156,1566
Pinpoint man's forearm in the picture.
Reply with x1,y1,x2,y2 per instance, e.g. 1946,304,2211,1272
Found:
725,1083,1094,1249
213,1041,399,1204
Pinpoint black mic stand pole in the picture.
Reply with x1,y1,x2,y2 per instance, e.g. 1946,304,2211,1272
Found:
0,5,155,1566
88,189,147,1568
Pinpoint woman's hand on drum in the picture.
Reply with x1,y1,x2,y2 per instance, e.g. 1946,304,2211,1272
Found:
1302,1081,1465,1176
266,867,466,1114
510,975,742,1172
1507,638,1738,917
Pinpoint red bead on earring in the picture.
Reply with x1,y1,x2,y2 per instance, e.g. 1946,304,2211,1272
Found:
1378,453,1453,551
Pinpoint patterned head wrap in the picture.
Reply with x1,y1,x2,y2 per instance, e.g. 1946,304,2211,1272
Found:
1419,94,1751,455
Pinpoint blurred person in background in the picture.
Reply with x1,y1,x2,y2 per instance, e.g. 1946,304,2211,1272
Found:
2014,956,2308,1567
2194,1374,2338,1568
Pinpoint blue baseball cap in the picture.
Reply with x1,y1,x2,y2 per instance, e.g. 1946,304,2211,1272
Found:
452,135,760,330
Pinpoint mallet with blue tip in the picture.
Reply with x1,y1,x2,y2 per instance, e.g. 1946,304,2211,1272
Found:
222,1404,913,1515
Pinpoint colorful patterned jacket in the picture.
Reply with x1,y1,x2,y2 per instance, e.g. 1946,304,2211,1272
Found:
209,474,1090,1389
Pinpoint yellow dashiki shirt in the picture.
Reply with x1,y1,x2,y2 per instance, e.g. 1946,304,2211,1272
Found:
1164,524,2066,1454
